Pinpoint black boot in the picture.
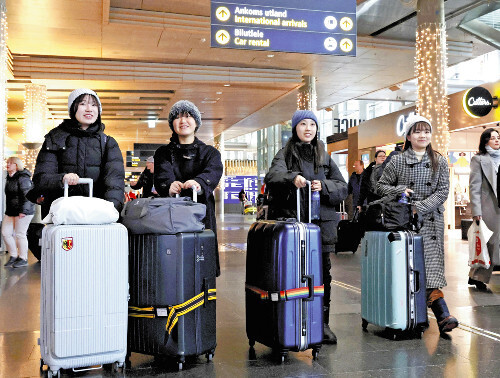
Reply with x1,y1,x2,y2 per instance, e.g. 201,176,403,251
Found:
323,306,337,344
468,277,488,291
431,297,458,333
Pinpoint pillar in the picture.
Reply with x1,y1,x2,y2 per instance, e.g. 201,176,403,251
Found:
416,0,450,156
297,76,317,111
214,133,225,219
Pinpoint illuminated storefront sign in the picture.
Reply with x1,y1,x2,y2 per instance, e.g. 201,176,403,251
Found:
211,0,356,56
463,86,497,118
396,112,416,137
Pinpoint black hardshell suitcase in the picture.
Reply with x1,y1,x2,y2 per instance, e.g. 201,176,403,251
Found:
335,210,362,254
127,230,217,371
246,183,324,361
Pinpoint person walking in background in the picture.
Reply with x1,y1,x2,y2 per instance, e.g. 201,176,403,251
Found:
130,156,158,198
154,100,223,276
468,128,500,291
28,88,125,218
264,110,348,344
378,114,459,334
238,188,247,214
2,157,35,268
357,150,386,210
347,159,364,218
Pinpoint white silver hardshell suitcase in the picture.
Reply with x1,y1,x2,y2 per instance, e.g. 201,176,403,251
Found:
39,223,128,377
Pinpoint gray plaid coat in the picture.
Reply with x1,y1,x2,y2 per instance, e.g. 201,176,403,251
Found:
377,148,449,288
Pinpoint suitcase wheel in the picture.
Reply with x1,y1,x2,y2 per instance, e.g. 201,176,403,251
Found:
312,348,320,360
112,362,124,373
362,318,368,331
248,339,255,348
206,352,214,362
177,362,183,371
39,358,44,371
47,370,60,378
278,351,288,363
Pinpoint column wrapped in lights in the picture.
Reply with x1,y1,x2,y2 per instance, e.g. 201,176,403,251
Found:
415,22,450,156
0,0,7,170
22,83,48,171
297,75,317,111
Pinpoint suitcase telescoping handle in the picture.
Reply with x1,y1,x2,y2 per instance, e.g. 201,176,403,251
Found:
175,185,198,202
296,180,312,223
63,178,93,198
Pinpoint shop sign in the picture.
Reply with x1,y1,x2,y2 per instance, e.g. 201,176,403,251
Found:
396,112,416,137
211,0,356,56
463,87,496,118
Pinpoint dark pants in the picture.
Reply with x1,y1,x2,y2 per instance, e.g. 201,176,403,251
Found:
322,252,332,323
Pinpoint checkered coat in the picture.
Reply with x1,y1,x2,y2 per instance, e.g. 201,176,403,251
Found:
377,148,449,288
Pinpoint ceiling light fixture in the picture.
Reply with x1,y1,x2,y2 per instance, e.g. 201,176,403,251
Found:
148,119,156,128
224,84,231,87
216,91,222,95
267,54,274,58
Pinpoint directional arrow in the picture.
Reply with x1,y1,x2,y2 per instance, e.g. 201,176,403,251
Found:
216,6,230,22
340,38,353,52
340,17,353,32
215,30,230,45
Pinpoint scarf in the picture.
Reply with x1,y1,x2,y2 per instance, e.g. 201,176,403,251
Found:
486,145,500,173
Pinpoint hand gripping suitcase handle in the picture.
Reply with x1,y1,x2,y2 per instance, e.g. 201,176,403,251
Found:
63,178,93,198
175,185,198,202
302,274,315,301
296,180,312,223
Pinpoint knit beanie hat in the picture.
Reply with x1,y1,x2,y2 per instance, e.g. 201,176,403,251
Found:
146,156,154,163
291,110,319,129
67,88,102,115
168,100,202,132
404,114,432,136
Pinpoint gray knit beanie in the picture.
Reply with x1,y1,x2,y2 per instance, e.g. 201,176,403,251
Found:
67,88,102,115
168,100,202,132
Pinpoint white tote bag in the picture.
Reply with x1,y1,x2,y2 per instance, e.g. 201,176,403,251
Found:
42,178,119,225
467,220,493,269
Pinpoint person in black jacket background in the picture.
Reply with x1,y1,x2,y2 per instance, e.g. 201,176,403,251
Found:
265,110,348,344
130,156,158,198
2,157,35,268
28,88,125,218
154,100,223,276
357,150,386,210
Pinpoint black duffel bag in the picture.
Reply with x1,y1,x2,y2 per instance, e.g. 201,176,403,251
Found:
121,196,206,234
360,196,421,232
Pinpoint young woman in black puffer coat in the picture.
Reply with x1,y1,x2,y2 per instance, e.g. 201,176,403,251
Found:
2,157,35,268
154,100,224,276
264,110,348,344
28,89,125,218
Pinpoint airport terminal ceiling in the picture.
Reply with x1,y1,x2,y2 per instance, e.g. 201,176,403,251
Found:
5,0,498,153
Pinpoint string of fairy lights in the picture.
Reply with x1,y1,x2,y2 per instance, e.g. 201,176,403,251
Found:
0,0,7,170
297,76,317,111
415,22,450,156
22,83,48,171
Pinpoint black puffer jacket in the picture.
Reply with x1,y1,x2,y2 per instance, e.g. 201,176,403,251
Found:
29,119,125,217
154,135,223,275
264,142,348,253
5,169,35,216
130,168,156,198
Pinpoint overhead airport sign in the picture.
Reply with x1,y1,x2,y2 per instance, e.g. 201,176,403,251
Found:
210,0,356,56
463,86,498,118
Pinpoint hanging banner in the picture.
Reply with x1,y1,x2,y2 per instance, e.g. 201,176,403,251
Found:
211,0,356,56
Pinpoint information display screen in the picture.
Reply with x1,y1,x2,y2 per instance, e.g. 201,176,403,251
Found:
211,0,356,56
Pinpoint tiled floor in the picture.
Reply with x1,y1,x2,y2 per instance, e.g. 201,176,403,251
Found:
0,213,499,377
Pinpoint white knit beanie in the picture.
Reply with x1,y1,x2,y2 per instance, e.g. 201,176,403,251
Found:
404,114,432,136
67,88,102,115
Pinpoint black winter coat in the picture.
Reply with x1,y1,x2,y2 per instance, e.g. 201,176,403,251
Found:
154,135,223,275
5,169,35,216
29,119,125,217
264,142,348,253
131,168,156,197
357,162,383,206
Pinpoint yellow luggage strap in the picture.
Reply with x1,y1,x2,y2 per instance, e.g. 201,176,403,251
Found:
128,288,216,335
245,283,323,302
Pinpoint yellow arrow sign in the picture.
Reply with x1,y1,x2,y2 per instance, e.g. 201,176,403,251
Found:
216,7,230,22
340,17,353,32
216,30,230,45
340,38,353,52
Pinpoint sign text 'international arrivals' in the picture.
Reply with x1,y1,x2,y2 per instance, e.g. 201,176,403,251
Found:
210,0,356,56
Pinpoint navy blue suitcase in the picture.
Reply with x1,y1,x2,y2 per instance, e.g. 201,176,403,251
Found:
127,231,217,370
245,184,324,360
